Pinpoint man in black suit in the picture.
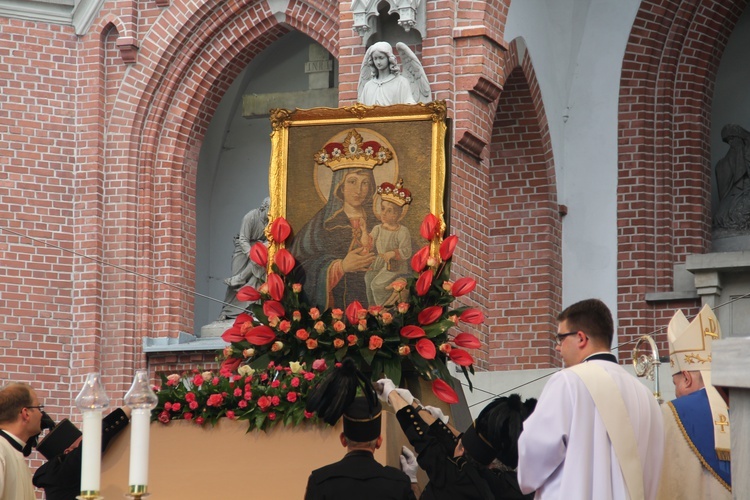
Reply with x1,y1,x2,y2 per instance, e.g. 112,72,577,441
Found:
32,407,130,500
305,397,416,500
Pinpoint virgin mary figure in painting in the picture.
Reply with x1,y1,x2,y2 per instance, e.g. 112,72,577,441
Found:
290,129,395,309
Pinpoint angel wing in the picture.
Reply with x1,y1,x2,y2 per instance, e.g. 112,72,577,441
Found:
396,42,432,103
357,45,378,103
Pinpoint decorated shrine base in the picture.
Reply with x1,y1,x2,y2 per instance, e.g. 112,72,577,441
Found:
100,410,421,498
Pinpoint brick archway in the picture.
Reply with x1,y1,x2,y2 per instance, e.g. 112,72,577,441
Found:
617,0,747,350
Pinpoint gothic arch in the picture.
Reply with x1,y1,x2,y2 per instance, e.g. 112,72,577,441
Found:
617,0,747,346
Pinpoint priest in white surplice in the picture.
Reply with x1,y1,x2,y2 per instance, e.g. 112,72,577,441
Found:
517,298,664,500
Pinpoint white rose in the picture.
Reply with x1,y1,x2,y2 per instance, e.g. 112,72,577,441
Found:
238,365,255,377
201,371,213,382
289,361,302,374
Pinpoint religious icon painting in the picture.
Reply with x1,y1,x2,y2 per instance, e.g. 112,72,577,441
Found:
267,102,448,310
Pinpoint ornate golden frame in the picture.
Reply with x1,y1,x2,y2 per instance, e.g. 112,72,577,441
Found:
267,102,448,264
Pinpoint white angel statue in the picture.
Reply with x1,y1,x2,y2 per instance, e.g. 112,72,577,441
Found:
357,41,432,105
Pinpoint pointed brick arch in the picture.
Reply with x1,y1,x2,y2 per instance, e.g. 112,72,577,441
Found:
617,0,747,349
456,39,561,370
96,1,340,349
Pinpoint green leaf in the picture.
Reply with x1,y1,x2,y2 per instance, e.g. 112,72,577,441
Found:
254,413,266,430
249,353,271,370
370,358,384,380
360,348,376,366
334,346,349,361
461,365,473,392
383,356,402,386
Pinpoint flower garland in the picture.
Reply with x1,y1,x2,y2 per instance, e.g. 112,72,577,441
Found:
151,361,327,430
218,213,484,404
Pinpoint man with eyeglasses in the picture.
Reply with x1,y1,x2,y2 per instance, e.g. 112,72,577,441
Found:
0,382,43,499
516,298,665,499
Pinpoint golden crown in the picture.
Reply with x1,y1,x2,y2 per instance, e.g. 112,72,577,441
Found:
313,129,393,171
377,179,412,207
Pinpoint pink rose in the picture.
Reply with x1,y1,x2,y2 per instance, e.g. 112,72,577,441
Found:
314,321,326,334
397,302,410,314
268,315,280,328
279,320,291,333
185,392,196,402
206,394,224,407
304,372,315,381
166,374,180,386
399,345,411,356
331,308,344,320
381,312,393,324
257,395,271,410
333,320,346,333
347,334,358,346
293,310,302,322
192,374,203,386
368,306,383,316
306,338,318,350
287,392,298,402
158,411,170,424
358,319,367,331
369,335,383,350
333,338,345,349
292,283,302,293
309,308,321,320
312,359,328,372
439,343,452,354
296,329,309,341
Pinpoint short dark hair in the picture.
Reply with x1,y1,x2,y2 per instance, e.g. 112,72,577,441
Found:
0,383,33,424
557,298,614,348
467,394,537,468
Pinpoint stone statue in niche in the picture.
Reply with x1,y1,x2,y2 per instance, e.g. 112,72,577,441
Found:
217,197,270,320
714,124,750,231
357,41,432,105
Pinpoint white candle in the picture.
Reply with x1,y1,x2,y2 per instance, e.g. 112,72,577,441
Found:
128,408,151,487
80,410,103,493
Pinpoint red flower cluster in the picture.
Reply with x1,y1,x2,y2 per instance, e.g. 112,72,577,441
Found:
219,213,484,404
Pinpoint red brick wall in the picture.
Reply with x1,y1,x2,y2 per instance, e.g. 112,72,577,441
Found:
617,0,747,353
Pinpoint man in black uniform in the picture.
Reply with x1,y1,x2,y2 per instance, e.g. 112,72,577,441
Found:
305,397,416,500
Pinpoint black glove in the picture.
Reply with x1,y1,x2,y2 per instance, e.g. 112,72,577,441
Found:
23,434,38,457
40,411,56,431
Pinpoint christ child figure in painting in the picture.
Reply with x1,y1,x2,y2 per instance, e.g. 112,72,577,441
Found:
365,180,413,306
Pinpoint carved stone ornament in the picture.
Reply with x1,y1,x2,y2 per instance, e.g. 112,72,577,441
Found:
351,0,426,45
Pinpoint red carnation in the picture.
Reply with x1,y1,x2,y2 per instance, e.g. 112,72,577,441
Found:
257,395,272,411
206,394,224,407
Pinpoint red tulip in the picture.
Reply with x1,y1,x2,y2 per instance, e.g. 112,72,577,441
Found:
416,270,433,296
420,213,440,241
416,338,436,359
454,333,481,349
273,248,295,275
266,273,284,301
439,235,458,261
237,286,261,302
418,305,443,325
270,217,292,243
432,379,459,404
263,300,286,319
411,246,430,273
250,242,268,266
221,326,244,343
448,348,474,366
459,308,484,324
245,325,277,345
400,325,426,339
346,300,365,325
451,277,476,297
220,356,241,373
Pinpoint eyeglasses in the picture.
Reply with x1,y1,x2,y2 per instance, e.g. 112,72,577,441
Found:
24,405,44,411
554,332,579,345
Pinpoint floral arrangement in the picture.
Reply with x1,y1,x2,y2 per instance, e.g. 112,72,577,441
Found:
218,213,484,404
151,360,327,430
